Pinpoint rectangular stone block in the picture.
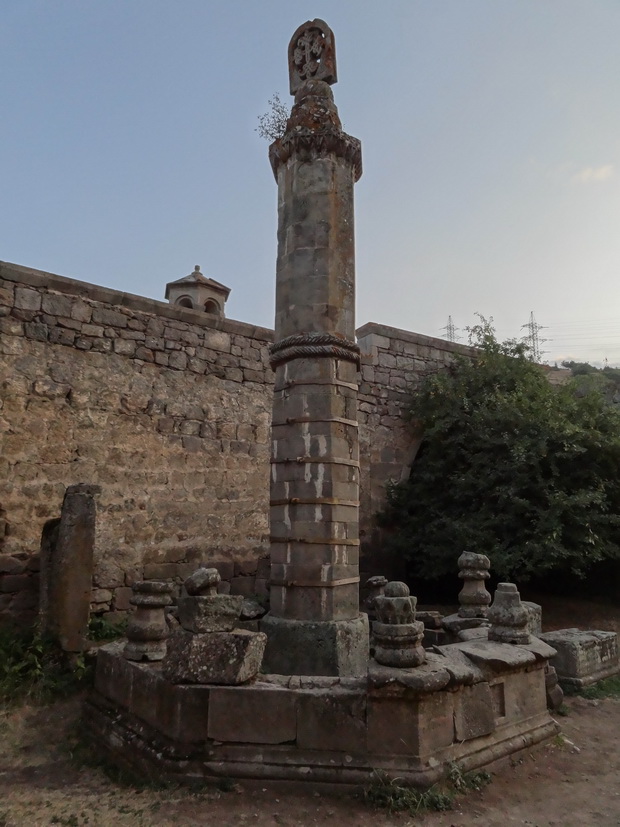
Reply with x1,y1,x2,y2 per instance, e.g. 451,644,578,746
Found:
540,629,619,686
502,667,547,722
296,689,366,753
208,685,297,744
94,642,134,708
162,629,266,685
367,691,454,758
454,682,495,741
156,682,211,743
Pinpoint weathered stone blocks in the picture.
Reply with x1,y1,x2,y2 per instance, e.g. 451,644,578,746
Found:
177,595,243,633
539,628,619,687
162,628,266,685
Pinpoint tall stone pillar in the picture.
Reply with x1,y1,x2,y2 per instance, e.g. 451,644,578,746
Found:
261,20,369,676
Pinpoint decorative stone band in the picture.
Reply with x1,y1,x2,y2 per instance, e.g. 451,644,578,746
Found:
270,498,359,507
270,536,360,546
272,416,358,428
269,331,361,368
270,576,359,588
275,379,359,392
269,128,362,182
270,457,360,468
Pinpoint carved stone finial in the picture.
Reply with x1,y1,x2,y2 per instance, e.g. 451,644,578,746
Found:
288,19,337,95
364,575,388,620
488,582,531,645
457,551,491,619
124,580,174,662
372,581,426,668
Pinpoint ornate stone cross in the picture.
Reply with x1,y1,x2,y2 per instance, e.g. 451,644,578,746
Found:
288,18,337,94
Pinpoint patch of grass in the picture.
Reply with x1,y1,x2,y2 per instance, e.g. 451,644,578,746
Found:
556,703,570,716
447,762,491,793
87,615,127,642
576,675,620,700
364,762,491,816
363,772,453,815
0,627,92,706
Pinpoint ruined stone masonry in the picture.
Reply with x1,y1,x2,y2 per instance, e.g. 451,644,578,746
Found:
83,18,560,789
0,259,475,626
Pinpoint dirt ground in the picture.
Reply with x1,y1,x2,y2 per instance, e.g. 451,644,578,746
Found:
1,594,620,827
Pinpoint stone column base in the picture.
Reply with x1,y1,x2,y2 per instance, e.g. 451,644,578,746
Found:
261,613,369,676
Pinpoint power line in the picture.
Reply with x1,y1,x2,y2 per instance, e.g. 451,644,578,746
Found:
521,311,547,362
441,315,461,342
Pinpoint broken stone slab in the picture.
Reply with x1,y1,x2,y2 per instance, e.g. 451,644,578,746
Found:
448,639,537,678
442,613,490,636
162,628,267,685
430,646,486,687
457,627,489,642
240,598,266,621
416,610,444,629
518,636,557,663
368,653,451,696
177,594,243,633
539,628,619,688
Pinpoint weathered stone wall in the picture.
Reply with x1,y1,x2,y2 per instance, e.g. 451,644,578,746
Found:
0,262,274,625
0,262,473,626
356,323,476,580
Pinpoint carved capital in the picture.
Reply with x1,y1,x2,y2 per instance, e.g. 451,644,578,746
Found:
269,128,362,182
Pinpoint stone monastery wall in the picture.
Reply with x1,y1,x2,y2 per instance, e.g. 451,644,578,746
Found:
0,261,474,625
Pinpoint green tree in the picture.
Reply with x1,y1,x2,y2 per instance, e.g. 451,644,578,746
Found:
380,318,620,582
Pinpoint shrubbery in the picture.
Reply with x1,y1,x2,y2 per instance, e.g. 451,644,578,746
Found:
379,318,620,582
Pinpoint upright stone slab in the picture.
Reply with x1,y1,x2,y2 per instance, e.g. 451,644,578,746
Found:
262,19,369,675
40,483,100,652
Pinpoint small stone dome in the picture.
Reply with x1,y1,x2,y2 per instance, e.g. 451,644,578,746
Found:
165,266,231,317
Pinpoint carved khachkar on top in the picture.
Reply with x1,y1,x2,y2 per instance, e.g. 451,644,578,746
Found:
288,19,337,94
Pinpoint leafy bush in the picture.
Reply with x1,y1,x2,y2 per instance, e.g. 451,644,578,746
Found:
87,615,127,642
0,626,91,705
379,318,620,582
256,93,289,141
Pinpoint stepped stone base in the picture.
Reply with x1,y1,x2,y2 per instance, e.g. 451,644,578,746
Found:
260,613,370,677
85,638,558,787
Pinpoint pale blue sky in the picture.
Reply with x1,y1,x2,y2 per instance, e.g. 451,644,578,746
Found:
2,1,620,364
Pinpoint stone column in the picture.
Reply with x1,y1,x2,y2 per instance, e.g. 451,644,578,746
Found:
261,19,369,676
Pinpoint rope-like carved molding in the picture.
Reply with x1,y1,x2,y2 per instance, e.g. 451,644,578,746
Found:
269,128,362,182
269,331,360,368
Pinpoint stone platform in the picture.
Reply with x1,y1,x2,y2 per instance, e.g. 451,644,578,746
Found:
85,638,558,787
